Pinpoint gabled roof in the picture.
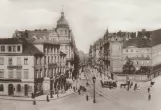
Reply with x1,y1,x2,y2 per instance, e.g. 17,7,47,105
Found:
151,29,161,46
123,37,151,48
0,38,43,56
0,38,24,44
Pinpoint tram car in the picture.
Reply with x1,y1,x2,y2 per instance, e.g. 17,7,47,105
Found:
100,79,117,89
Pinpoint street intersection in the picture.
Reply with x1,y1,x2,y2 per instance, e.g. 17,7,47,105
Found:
0,66,161,110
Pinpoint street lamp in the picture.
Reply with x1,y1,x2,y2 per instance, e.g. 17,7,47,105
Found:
92,76,96,103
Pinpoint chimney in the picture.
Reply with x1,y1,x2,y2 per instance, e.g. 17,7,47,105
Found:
142,29,146,32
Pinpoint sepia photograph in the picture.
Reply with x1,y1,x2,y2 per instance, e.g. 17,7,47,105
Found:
0,0,161,110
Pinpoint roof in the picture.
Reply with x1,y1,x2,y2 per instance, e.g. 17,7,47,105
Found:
32,39,60,46
0,38,43,56
151,29,161,46
123,37,151,48
0,38,24,44
57,12,69,28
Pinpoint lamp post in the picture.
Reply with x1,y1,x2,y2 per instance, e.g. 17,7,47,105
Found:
92,76,96,103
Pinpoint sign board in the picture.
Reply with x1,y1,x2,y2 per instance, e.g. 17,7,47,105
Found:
7,66,22,70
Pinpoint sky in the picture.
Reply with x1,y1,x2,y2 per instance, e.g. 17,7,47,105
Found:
1,0,161,53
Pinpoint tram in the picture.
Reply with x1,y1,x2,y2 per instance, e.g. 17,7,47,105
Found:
100,79,117,89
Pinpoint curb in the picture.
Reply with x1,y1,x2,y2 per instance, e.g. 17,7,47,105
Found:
0,92,77,102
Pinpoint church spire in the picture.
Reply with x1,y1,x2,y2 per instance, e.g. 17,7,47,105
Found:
61,5,64,17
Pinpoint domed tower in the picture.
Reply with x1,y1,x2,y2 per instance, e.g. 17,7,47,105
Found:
56,11,70,36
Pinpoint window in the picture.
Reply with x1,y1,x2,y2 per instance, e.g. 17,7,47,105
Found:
17,46,20,52
36,57,38,65
126,49,128,52
0,57,4,65
1,46,5,52
0,84,4,91
44,69,47,77
48,57,50,63
8,70,13,78
24,58,28,65
13,46,16,52
44,56,46,64
0,70,4,78
8,57,12,65
136,61,139,65
65,30,67,34
17,84,21,92
24,70,29,79
17,70,21,79
17,57,21,65
8,46,12,52
131,49,133,52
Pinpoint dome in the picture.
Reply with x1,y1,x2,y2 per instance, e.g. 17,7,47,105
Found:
57,12,69,28
151,29,161,46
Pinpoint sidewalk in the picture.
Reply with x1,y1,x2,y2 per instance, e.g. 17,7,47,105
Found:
0,89,76,101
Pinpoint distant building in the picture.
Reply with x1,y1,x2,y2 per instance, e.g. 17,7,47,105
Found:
122,37,152,73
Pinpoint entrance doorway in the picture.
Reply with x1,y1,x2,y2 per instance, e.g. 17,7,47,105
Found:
8,84,14,96
24,84,28,96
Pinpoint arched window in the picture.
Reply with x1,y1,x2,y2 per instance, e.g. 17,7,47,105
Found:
0,84,4,91
17,84,21,92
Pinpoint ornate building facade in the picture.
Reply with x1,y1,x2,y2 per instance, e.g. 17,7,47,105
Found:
13,11,78,78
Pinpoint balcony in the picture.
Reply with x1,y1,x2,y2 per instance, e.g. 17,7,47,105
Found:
127,57,150,60
48,63,57,68
58,40,72,44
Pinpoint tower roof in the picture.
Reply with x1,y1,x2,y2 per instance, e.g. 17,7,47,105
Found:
57,11,69,28
151,29,161,46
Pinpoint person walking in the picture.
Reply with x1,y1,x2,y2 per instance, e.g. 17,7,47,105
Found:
148,87,150,93
78,89,81,95
33,98,36,105
46,94,50,102
148,93,151,101
134,83,137,91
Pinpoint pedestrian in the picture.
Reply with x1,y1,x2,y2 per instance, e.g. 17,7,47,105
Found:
46,94,50,102
33,98,36,105
73,86,75,92
134,83,137,91
31,92,35,99
148,87,150,93
148,93,151,101
86,94,89,101
78,89,81,95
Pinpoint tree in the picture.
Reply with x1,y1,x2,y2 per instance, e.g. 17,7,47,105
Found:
72,51,80,79
123,58,136,76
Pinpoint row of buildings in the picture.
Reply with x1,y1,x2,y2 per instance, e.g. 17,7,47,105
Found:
89,28,161,77
0,11,79,97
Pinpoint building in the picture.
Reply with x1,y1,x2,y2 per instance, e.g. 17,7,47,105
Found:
151,29,161,73
122,37,152,73
0,38,43,97
89,28,154,74
78,51,89,66
32,38,66,95
13,10,78,78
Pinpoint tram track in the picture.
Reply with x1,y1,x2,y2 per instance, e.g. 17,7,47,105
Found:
84,66,142,110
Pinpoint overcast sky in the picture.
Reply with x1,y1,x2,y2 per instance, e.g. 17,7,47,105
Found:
1,0,161,53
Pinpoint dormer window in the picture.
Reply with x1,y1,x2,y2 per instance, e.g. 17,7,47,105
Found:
17,46,20,52
13,46,16,52
8,46,12,52
1,46,5,52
